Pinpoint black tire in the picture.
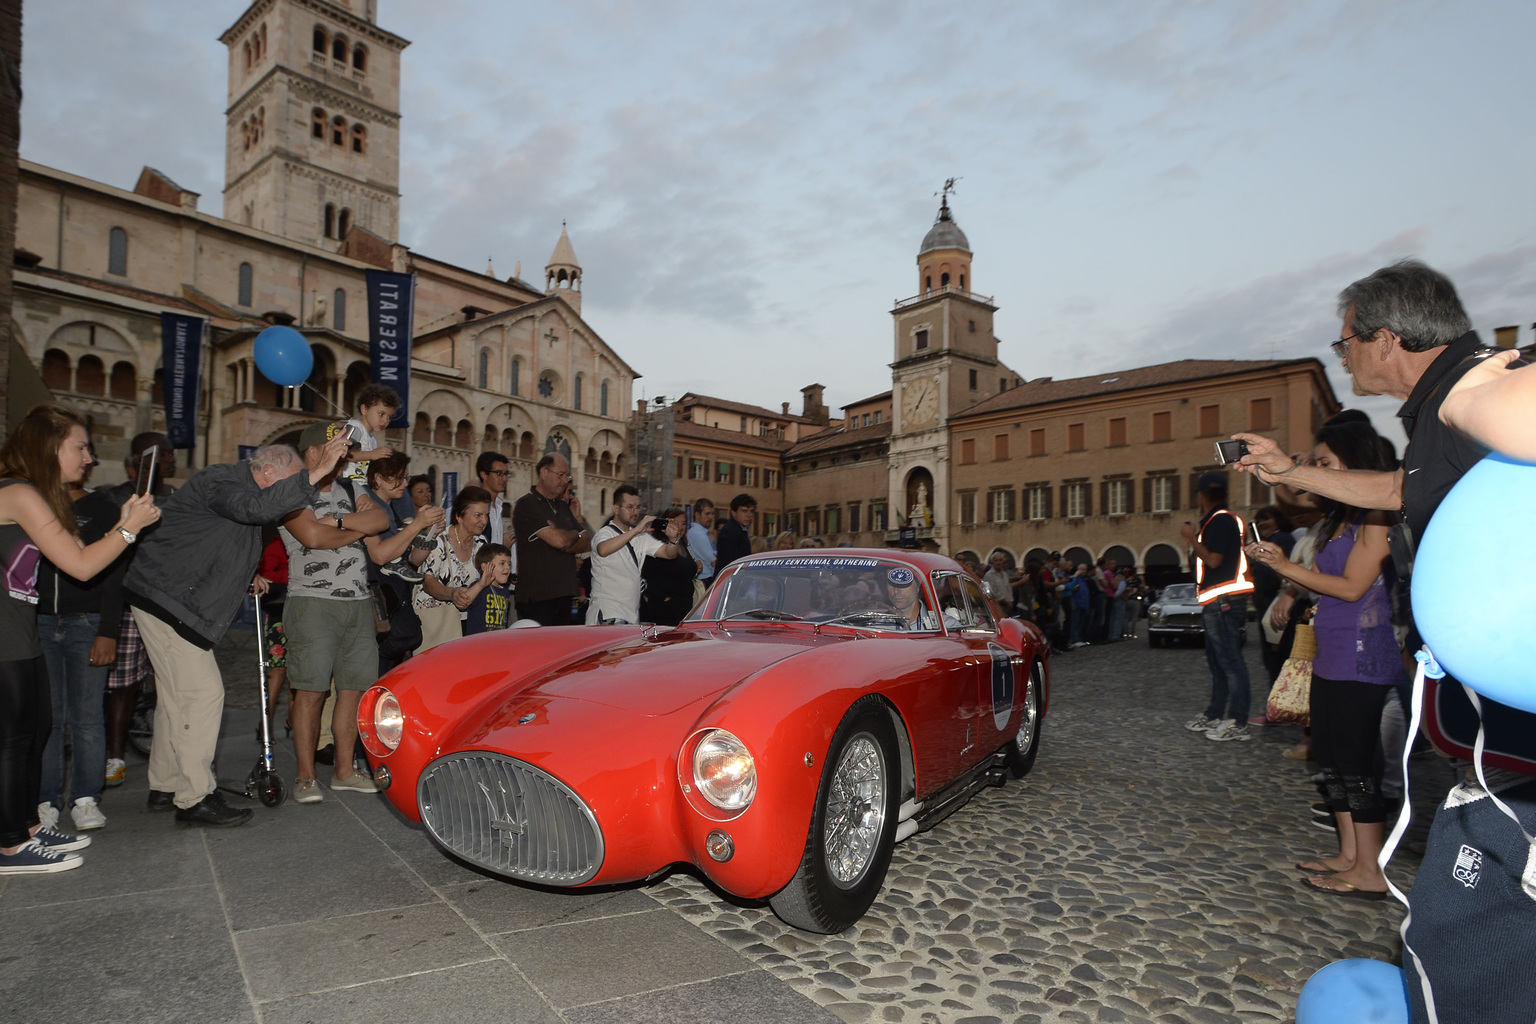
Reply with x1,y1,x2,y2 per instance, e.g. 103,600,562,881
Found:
769,696,900,934
1006,662,1045,779
256,771,287,807
1148,634,1162,649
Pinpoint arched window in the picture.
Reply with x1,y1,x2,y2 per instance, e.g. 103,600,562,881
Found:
573,374,582,410
477,349,489,389
959,273,966,290
600,380,609,417
337,208,350,238
243,41,251,69
110,361,136,400
925,275,932,292
107,227,128,276
42,349,70,391
332,35,347,62
433,416,451,447
412,412,430,443
332,288,346,331
311,107,326,139
323,203,336,239
455,420,473,449
331,115,346,146
509,358,520,395
313,26,327,52
76,355,105,395
242,122,251,151
350,124,366,154
352,44,367,71
238,262,253,306
940,272,950,287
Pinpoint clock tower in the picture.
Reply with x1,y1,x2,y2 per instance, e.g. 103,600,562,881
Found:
887,189,1007,552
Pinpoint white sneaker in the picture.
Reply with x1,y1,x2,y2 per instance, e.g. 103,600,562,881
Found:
71,796,107,830
1183,713,1216,733
36,802,59,830
105,758,127,787
1205,720,1252,742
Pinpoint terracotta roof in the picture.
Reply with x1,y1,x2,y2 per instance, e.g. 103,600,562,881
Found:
675,392,817,425
674,419,793,452
22,265,222,318
951,358,1330,420
842,390,892,410
786,420,892,458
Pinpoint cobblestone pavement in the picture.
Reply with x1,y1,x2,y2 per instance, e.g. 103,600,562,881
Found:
205,622,1455,1024
644,630,1456,1024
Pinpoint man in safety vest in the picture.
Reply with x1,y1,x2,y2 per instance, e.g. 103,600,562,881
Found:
1179,472,1254,741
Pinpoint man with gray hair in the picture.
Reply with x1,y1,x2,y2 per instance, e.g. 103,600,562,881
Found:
125,434,351,827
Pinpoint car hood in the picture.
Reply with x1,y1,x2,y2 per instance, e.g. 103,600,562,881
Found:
506,625,843,717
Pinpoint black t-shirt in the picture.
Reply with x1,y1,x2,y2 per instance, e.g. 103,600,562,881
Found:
1398,332,1490,541
511,487,581,603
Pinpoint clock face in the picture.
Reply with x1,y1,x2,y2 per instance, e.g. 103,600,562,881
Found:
902,377,940,427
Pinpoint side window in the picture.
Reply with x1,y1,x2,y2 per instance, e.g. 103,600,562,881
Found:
931,573,968,630
958,576,997,631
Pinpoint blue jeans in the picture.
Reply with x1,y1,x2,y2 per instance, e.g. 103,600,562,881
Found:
38,612,108,809
1201,599,1249,724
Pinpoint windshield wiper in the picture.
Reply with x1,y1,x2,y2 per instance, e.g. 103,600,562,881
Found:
717,608,804,622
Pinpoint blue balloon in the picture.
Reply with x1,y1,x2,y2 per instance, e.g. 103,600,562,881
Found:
1296,959,1410,1024
253,325,314,387
1413,453,1536,713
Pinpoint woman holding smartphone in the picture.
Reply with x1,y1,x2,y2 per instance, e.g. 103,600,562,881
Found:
0,404,159,874
1246,417,1397,900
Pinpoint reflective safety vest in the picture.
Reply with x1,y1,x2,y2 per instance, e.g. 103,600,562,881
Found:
1195,509,1255,605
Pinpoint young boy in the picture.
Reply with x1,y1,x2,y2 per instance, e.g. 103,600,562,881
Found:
463,543,514,635
342,383,402,481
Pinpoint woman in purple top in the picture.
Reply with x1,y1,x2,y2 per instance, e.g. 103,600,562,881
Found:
1248,418,1397,900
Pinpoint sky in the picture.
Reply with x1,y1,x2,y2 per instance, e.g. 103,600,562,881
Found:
18,1,1536,447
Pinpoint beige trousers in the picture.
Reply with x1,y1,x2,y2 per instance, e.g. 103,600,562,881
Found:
136,610,224,810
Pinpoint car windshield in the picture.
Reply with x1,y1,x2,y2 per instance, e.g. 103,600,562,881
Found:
1161,584,1197,602
691,555,944,633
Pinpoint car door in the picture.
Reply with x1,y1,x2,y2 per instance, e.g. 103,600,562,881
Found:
955,574,1021,760
903,572,984,791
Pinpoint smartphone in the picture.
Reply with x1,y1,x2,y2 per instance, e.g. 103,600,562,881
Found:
1246,521,1261,546
345,422,366,446
1214,439,1249,465
135,446,159,498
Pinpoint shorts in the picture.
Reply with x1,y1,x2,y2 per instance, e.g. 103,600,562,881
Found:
105,607,151,690
282,595,377,693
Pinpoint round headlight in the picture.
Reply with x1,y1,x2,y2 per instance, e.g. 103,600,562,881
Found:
375,690,403,751
692,729,757,811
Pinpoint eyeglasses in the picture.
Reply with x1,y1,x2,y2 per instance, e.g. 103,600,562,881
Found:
1330,331,1369,360
486,469,508,478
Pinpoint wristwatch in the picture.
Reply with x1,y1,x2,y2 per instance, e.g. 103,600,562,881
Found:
334,513,345,529
117,527,137,544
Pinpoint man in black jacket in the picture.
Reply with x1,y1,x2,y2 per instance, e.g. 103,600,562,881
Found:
126,434,350,827
713,493,756,578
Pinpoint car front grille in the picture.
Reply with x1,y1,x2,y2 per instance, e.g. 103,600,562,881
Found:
418,752,603,885
1164,613,1203,629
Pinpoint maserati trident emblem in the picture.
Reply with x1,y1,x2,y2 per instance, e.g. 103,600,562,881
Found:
477,779,525,835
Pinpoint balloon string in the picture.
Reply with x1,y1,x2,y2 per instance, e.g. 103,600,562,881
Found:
1382,647,1440,1023
296,381,349,420
1462,683,1536,848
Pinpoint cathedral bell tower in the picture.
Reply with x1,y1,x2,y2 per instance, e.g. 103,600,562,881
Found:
219,0,409,247
545,222,582,314
886,185,1003,551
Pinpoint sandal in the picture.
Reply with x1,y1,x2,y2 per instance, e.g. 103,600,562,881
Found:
1295,860,1337,873
1304,876,1387,901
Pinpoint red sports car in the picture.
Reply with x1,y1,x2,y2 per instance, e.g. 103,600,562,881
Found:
358,549,1049,933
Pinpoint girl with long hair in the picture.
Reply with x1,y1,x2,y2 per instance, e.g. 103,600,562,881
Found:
0,404,159,873
1247,417,1398,899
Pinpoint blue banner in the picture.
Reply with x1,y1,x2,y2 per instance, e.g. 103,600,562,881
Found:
159,312,204,450
366,269,415,429
440,472,459,511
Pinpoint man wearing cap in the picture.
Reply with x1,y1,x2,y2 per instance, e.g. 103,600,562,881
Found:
126,431,352,826
279,421,391,805
1179,472,1254,742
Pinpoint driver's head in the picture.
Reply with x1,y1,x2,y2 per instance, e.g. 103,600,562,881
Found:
884,566,920,610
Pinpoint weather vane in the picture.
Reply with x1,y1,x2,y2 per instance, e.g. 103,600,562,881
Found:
936,177,960,200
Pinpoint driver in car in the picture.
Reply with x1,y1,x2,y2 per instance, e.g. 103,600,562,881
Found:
882,567,944,631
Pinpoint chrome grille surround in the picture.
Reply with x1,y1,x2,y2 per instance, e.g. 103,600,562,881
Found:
418,752,604,885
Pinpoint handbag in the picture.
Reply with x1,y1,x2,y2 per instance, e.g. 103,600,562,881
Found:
1266,622,1314,725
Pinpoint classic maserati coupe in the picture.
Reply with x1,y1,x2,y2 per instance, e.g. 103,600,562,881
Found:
358,549,1050,933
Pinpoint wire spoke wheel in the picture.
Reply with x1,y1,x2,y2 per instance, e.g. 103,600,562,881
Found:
823,735,886,887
